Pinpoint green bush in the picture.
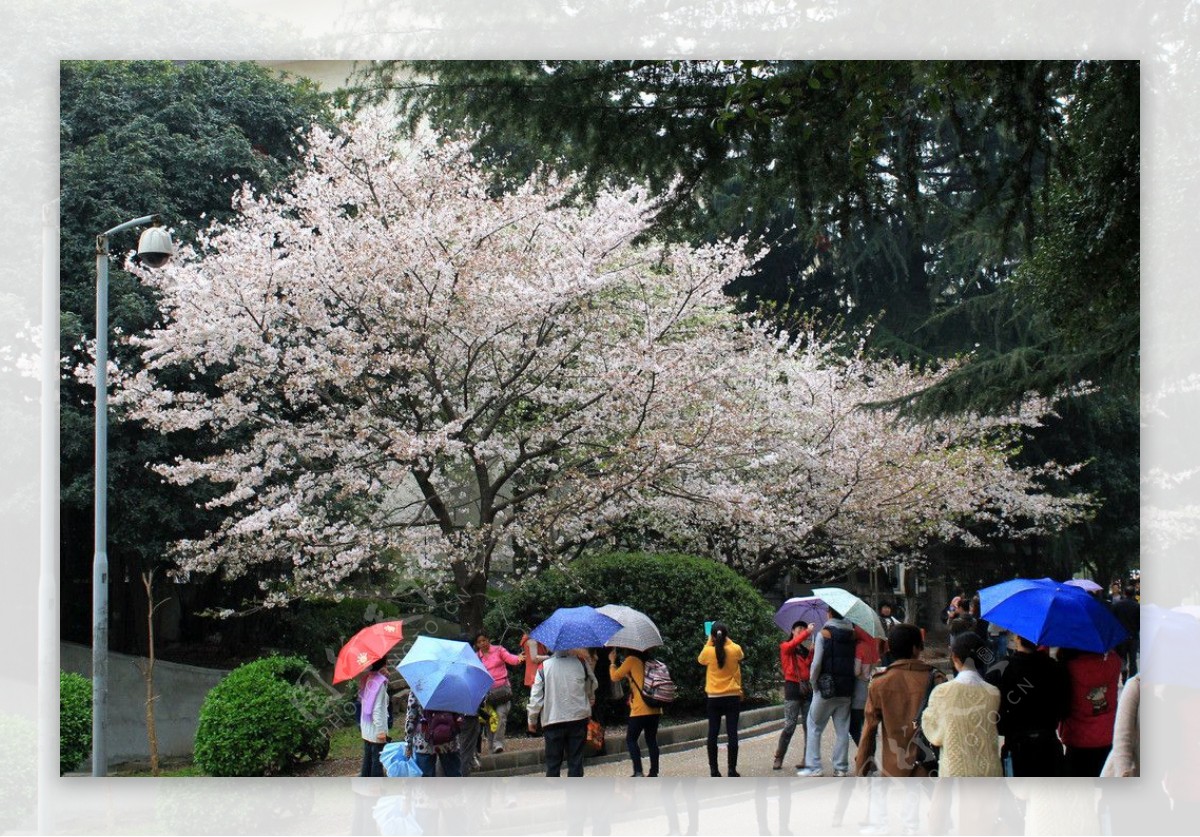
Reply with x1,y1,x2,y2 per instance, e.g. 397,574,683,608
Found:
59,671,92,774
193,655,337,776
485,552,779,708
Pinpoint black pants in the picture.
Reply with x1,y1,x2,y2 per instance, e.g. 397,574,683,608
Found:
706,695,741,773
1005,732,1065,777
849,707,864,745
627,714,661,775
360,739,385,777
544,718,588,777
1065,744,1111,777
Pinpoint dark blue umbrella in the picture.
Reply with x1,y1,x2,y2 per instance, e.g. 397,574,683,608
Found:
979,578,1128,653
397,635,494,714
530,605,623,651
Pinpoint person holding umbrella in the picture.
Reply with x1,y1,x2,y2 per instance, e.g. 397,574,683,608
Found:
991,633,1071,776
527,648,599,776
609,647,663,777
358,659,391,777
333,620,407,778
773,620,813,771
797,605,858,778
403,691,464,777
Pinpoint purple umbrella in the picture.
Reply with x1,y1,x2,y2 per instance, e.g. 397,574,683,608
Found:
774,596,827,634
1065,578,1103,593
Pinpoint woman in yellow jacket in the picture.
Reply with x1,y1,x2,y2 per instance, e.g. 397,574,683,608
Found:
697,622,744,777
609,648,664,776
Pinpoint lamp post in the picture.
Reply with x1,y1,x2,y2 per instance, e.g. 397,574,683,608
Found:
92,214,173,777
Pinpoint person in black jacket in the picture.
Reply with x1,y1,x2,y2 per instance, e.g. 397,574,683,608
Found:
989,633,1072,776
1111,586,1140,679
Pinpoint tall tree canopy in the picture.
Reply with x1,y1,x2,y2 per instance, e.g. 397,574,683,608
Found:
60,60,332,651
111,114,1088,631
355,59,1136,407
354,59,1138,581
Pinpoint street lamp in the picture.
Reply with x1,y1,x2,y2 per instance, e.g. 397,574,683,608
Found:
92,215,173,777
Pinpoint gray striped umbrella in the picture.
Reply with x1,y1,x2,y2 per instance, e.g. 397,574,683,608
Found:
598,604,664,652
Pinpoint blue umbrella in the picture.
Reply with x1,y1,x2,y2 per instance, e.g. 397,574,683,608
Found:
530,605,623,651
774,596,828,634
397,635,494,715
979,578,1128,653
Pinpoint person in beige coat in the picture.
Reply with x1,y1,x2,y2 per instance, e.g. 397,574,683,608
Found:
922,631,1003,777
1100,672,1140,777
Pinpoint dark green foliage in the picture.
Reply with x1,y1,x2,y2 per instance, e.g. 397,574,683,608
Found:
484,552,779,707
271,598,404,669
193,655,336,776
58,61,333,651
59,671,93,774
357,60,1070,360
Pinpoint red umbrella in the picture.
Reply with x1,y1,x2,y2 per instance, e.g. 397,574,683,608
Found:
333,620,405,684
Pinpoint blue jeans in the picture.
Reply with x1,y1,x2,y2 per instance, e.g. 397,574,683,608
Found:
360,740,385,777
415,750,462,777
627,714,661,775
804,693,852,774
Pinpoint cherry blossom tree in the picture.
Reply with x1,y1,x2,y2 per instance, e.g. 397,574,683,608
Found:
110,112,1089,631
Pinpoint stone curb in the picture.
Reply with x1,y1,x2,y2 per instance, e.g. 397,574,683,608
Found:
475,703,786,776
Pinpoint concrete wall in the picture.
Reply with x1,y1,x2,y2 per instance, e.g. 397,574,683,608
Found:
60,642,230,763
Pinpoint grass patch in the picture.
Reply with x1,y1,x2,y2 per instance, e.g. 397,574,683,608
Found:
329,724,364,760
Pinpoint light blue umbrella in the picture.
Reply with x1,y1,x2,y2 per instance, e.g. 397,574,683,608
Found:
979,578,1128,653
397,635,494,715
530,605,623,651
774,596,828,634
811,587,887,639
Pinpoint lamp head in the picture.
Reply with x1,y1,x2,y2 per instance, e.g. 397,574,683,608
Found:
135,225,174,268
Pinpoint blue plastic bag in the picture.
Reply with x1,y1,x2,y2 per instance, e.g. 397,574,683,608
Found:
380,741,423,778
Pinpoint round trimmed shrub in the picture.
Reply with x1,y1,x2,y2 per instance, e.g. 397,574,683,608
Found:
194,655,337,776
485,552,779,708
59,671,92,774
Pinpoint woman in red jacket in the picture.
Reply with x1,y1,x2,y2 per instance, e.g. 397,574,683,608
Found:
1057,647,1122,776
773,620,813,770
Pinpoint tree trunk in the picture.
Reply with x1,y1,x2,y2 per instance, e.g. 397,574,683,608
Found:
140,570,161,776
453,562,490,636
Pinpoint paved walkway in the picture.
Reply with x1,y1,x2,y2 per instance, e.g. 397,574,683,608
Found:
509,716,857,778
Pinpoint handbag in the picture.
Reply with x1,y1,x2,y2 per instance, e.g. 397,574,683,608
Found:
817,673,836,700
585,718,605,755
904,669,941,776
487,683,513,705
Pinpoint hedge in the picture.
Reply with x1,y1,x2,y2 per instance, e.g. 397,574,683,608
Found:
484,551,779,708
60,671,92,774
193,655,337,776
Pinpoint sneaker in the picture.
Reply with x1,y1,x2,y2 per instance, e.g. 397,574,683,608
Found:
493,744,504,754
772,755,784,771
833,769,850,777
796,767,823,777
858,825,890,836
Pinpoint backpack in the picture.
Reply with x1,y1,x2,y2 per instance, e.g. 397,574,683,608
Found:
638,658,678,708
420,709,462,747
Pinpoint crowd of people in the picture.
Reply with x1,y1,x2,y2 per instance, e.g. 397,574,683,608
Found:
356,580,1141,781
